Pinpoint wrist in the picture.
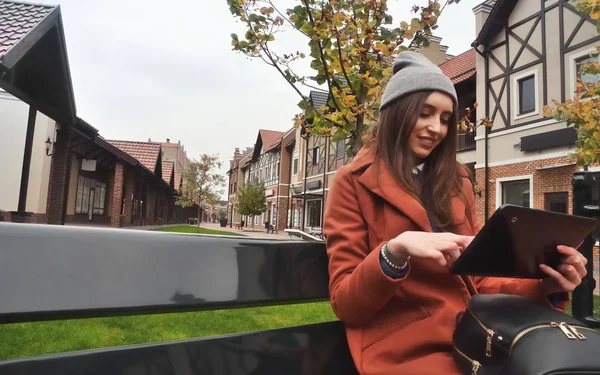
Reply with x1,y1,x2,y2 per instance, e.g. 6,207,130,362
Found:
384,240,410,268
388,237,409,260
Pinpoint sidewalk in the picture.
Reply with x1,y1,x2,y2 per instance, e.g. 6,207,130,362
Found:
200,222,294,240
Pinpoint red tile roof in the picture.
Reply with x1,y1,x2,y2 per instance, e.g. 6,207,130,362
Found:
0,1,55,58
162,161,174,185
439,48,476,84
107,140,161,173
174,172,182,191
260,129,284,152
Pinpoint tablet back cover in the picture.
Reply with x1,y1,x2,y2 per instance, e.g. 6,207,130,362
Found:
450,204,597,279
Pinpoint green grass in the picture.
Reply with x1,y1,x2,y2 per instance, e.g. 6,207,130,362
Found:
152,225,243,236
0,302,336,361
4,296,598,362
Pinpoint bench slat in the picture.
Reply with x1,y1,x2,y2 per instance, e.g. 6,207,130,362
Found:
0,321,359,374
0,223,330,324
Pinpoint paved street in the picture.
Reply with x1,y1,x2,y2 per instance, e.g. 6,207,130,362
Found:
200,222,300,240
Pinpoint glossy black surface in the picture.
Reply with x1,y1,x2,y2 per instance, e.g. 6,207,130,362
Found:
0,223,330,324
0,321,359,375
451,204,597,279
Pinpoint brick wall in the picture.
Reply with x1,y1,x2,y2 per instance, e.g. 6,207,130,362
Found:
277,197,289,230
475,156,577,224
111,162,124,227
1,212,46,223
46,129,72,225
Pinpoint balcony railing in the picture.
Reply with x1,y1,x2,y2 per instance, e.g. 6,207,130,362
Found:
457,131,476,151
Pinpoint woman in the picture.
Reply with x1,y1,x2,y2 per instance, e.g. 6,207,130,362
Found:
323,51,587,375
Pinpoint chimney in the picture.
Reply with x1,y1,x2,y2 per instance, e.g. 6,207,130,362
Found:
166,138,170,143
473,1,494,37
148,138,151,142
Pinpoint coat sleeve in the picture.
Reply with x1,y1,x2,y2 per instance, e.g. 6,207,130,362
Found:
460,176,570,312
323,167,410,327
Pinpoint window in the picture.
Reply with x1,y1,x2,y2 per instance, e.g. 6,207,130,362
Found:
312,148,319,165
306,199,322,228
293,158,298,175
576,54,599,85
500,179,531,208
518,75,535,115
573,51,600,99
545,192,568,214
336,140,345,159
512,69,539,120
75,176,107,215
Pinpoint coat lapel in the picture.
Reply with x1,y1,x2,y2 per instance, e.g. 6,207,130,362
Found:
355,153,432,233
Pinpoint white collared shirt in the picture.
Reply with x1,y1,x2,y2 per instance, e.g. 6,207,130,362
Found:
413,163,424,175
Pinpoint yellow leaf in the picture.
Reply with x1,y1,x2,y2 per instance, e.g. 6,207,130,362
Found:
334,12,346,23
591,10,600,20
367,76,378,85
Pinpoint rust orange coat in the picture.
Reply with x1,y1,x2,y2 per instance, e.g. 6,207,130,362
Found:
323,148,569,375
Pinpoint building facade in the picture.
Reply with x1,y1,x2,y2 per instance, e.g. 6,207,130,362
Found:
472,0,599,223
247,129,284,229
225,41,479,235
0,88,56,223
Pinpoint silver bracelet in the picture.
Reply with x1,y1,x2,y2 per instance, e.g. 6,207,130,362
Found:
381,242,410,270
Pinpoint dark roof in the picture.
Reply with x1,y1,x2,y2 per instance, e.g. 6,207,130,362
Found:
472,0,517,47
439,49,476,84
0,1,54,57
310,90,329,108
107,140,162,173
0,0,77,126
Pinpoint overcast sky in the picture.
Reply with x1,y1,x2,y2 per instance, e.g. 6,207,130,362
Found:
36,0,481,191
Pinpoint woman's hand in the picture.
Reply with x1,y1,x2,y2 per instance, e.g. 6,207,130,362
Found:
388,231,474,267
540,245,588,295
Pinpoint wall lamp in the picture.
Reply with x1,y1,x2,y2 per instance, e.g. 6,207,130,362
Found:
45,137,55,156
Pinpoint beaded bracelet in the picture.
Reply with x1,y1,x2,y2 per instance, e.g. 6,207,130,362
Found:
381,241,410,270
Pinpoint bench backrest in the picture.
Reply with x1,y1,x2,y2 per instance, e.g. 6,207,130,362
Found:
0,223,358,374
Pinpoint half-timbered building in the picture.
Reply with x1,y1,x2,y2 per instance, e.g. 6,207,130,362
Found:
472,0,599,223
247,129,284,228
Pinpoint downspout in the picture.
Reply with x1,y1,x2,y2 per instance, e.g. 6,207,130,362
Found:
484,47,490,222
474,45,490,222
321,136,328,229
301,135,309,232
275,146,281,231
288,144,293,228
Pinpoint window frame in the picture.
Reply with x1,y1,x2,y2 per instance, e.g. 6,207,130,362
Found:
511,69,539,121
495,175,534,209
544,192,569,214
569,46,599,100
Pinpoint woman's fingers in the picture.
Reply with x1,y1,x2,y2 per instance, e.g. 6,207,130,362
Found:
557,245,587,265
562,254,587,278
540,264,579,292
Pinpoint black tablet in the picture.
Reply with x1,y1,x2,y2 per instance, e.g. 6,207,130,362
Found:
450,204,598,279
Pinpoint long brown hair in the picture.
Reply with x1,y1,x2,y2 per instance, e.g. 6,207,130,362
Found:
365,90,469,229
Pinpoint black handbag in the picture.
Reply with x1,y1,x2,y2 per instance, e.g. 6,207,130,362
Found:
452,293,600,375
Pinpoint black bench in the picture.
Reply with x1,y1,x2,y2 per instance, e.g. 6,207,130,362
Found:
0,223,358,374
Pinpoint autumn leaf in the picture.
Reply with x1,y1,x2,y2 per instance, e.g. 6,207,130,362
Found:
227,0,456,155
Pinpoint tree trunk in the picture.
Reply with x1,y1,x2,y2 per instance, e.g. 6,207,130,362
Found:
196,205,201,233
353,82,368,156
251,216,255,231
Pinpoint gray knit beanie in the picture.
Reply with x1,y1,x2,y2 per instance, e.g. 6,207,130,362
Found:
380,51,457,111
